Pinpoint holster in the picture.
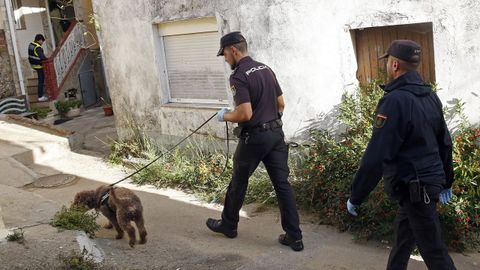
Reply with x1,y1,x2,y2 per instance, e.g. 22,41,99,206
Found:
408,179,422,203
233,126,243,138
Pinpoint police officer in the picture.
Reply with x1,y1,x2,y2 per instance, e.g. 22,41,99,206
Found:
28,34,48,102
346,40,456,270
206,32,303,251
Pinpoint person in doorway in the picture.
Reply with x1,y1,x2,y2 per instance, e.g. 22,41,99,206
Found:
346,40,456,270
28,34,48,102
206,31,303,251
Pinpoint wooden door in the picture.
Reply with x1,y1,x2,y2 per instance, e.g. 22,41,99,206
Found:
355,23,435,85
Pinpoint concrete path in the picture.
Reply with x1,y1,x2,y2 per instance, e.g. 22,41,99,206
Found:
0,113,478,270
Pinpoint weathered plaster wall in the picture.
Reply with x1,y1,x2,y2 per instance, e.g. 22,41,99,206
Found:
0,3,4,30
0,29,16,98
0,1,21,97
92,0,480,142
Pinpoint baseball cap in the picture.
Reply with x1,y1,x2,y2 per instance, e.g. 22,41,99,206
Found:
379,40,421,64
217,31,246,56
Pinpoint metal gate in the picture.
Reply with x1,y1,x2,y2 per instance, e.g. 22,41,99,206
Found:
78,52,97,108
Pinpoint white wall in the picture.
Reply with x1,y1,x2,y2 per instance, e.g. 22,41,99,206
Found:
0,5,4,30
92,0,480,142
14,0,47,58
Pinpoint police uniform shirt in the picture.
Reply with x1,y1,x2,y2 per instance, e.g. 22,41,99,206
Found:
230,56,283,128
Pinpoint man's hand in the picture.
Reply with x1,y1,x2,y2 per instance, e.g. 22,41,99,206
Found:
347,199,359,217
439,188,453,204
217,107,230,122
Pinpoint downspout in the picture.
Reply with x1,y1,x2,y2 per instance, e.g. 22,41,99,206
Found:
5,0,25,95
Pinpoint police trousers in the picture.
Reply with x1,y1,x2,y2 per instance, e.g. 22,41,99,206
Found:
221,127,302,240
387,185,456,270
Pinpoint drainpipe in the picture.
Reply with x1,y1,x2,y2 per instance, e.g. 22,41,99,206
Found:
5,0,26,95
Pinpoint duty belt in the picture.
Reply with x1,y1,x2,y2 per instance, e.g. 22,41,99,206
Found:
250,119,283,131
234,119,283,138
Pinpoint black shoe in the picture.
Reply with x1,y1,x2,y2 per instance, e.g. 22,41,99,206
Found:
206,218,238,238
278,234,304,251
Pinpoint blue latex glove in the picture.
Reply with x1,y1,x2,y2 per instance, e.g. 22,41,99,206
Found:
217,107,230,122
347,199,359,217
439,188,453,204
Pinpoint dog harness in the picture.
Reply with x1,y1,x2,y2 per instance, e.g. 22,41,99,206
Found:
100,192,109,205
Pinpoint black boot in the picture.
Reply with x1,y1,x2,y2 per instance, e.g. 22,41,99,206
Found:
278,233,304,251
206,218,237,238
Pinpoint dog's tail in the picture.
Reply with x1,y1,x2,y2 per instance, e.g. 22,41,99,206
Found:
110,188,140,219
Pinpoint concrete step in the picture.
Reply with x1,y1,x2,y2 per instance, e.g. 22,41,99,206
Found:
28,93,39,102
0,120,72,166
27,85,37,95
0,184,60,229
0,157,38,187
29,99,54,109
26,77,37,86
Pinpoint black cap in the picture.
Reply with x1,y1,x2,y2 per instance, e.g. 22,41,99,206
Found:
34,34,45,41
217,31,246,56
379,40,421,63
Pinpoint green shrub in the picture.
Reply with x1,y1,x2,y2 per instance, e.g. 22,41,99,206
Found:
58,249,105,270
293,80,397,241
439,104,480,251
5,228,25,244
51,206,100,238
131,144,271,203
55,100,82,115
29,106,51,119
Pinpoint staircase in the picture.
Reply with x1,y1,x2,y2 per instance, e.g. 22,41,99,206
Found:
26,75,51,108
26,20,88,111
43,20,87,101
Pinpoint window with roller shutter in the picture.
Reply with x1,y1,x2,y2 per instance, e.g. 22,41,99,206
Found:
158,17,228,104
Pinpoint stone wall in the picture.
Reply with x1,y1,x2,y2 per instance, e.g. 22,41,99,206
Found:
0,30,15,98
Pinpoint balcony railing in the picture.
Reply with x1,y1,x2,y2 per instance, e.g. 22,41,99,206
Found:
44,20,86,99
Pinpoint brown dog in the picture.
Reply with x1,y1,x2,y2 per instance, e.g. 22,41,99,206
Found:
72,185,147,247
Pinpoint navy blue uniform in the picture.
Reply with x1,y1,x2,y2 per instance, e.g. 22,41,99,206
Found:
221,56,302,240
350,71,456,270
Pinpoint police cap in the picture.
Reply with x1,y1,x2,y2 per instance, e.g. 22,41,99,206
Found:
217,31,246,56
379,40,421,64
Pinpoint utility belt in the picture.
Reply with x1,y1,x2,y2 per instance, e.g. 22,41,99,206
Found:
233,119,283,138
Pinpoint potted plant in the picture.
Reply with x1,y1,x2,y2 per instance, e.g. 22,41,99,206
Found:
100,97,113,116
54,100,71,118
66,100,82,118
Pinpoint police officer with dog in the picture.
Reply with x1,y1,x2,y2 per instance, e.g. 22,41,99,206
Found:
347,40,456,269
206,32,303,251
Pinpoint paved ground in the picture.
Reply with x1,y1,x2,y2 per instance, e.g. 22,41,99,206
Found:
0,109,478,270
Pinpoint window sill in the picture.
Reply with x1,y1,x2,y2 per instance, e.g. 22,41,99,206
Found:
162,102,229,110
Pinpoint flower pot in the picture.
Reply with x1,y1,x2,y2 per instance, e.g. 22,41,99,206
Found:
66,107,81,118
103,105,113,116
